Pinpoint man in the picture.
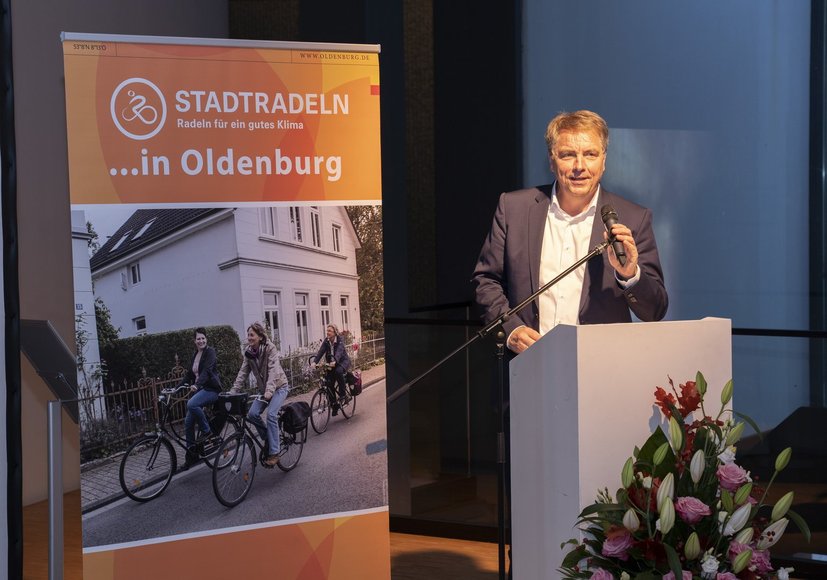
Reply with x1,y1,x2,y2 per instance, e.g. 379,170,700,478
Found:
473,110,668,349
472,110,668,577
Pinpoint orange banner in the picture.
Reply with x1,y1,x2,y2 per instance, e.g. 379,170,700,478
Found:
63,38,381,204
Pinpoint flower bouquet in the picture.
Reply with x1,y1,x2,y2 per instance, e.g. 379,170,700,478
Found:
559,372,810,580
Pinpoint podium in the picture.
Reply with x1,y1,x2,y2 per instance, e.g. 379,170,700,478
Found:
509,318,732,579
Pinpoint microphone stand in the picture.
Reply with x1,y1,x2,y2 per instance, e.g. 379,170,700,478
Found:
387,239,612,580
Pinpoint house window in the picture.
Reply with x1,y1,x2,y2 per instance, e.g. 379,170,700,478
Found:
332,224,341,253
295,293,309,347
310,207,322,247
289,207,303,243
320,294,331,329
259,207,277,237
121,272,128,291
111,230,132,252
340,295,349,331
133,316,147,335
129,262,141,285
132,218,156,240
263,291,282,349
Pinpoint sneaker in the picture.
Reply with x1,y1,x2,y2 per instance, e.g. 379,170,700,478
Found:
263,454,280,468
181,451,198,471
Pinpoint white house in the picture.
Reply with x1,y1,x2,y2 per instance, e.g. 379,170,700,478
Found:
89,206,362,353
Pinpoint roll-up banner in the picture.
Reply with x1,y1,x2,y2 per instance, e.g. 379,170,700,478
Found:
62,33,387,579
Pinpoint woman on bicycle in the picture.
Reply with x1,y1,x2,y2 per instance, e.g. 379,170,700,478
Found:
312,324,351,415
229,322,289,467
181,327,222,468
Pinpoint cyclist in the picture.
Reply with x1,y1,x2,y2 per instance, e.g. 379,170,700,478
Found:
229,322,289,468
312,324,351,416
180,327,222,469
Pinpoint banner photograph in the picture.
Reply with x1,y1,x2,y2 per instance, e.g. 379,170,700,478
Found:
63,34,388,580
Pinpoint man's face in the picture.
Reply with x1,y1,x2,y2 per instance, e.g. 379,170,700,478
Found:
549,129,606,204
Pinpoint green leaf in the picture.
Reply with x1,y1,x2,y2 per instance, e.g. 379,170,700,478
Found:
733,410,763,440
579,503,625,517
664,543,684,579
560,544,588,568
787,509,812,543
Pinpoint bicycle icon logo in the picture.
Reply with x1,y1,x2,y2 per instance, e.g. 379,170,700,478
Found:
110,78,167,141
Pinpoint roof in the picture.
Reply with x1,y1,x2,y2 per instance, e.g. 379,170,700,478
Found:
89,208,222,271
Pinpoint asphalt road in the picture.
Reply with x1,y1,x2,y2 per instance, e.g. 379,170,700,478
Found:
82,379,388,548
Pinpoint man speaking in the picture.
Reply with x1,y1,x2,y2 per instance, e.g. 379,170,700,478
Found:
473,110,668,350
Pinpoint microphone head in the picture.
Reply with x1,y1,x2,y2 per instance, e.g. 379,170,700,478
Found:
600,204,618,223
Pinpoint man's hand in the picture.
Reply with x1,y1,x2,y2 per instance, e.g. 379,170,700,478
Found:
604,223,638,280
190,385,198,393
264,391,273,401
508,326,541,354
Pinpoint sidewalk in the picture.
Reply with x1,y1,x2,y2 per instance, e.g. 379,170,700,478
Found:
79,363,386,514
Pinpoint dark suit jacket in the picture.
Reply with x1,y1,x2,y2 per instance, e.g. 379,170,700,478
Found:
472,184,668,337
182,346,222,392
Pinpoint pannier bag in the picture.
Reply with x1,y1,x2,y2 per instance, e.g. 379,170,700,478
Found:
218,393,248,416
280,401,311,434
346,370,363,396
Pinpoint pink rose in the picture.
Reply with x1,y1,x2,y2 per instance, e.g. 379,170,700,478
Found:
590,569,614,580
716,574,738,580
717,463,749,492
750,549,773,574
728,540,749,559
675,496,712,524
601,530,633,561
663,571,692,580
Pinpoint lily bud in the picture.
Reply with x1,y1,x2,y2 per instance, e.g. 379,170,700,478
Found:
757,518,789,550
721,490,734,513
723,502,751,536
732,548,752,574
696,371,708,396
623,508,640,532
657,497,675,534
721,379,733,406
725,422,745,446
734,482,753,506
620,573,631,580
684,531,701,560
775,447,792,472
771,491,794,522
690,449,705,483
669,416,684,451
657,472,675,508
653,442,670,466
735,527,754,545
621,457,635,488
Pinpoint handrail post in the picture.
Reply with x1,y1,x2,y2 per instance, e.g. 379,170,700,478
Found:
48,400,64,580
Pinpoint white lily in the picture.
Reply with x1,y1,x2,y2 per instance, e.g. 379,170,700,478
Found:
722,503,751,536
622,508,640,532
690,449,705,483
756,517,789,550
657,472,675,508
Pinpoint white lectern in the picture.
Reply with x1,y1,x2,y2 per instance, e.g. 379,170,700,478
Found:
509,318,732,579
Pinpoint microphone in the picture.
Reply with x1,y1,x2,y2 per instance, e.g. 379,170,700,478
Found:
600,205,627,266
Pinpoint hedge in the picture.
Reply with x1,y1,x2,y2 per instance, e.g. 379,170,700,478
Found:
101,325,243,391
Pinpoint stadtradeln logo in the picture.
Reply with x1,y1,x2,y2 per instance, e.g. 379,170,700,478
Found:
110,78,167,140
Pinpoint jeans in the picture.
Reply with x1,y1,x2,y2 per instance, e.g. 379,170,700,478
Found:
247,385,289,455
185,389,220,449
326,366,348,399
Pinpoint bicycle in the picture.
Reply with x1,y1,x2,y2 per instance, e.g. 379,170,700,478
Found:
308,358,356,434
118,384,241,502
211,393,307,507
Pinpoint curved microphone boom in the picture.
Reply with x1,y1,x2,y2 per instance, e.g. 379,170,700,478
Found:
600,204,627,266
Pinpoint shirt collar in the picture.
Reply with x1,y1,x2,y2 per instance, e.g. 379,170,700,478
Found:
550,182,600,221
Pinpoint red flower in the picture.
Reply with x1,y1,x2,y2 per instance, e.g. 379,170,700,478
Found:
655,386,677,418
677,380,701,416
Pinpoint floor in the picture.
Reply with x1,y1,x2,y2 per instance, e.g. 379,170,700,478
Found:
21,491,501,579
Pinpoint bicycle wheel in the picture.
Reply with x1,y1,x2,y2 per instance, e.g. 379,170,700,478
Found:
212,433,256,507
202,415,241,469
340,390,356,419
310,389,330,434
276,429,304,472
119,436,176,502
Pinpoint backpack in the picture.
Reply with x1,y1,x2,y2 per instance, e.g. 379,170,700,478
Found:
280,401,310,434
346,370,363,396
